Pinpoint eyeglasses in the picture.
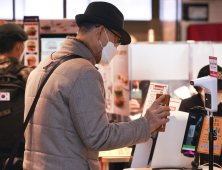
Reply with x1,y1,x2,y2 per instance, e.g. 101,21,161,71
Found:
95,25,122,46
106,28,122,46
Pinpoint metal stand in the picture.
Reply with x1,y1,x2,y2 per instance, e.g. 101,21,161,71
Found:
191,152,201,170
183,152,202,170
209,111,214,170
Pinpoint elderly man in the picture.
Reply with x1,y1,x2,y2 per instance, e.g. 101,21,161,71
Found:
23,2,170,170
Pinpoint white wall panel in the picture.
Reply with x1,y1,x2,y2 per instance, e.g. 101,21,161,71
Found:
130,43,189,80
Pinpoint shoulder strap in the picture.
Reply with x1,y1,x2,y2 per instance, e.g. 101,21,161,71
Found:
10,63,27,75
4,54,83,170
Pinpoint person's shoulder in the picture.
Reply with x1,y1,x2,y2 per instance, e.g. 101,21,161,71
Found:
19,66,35,82
56,58,101,81
179,94,200,112
79,65,102,81
0,57,14,69
182,94,199,104
62,58,97,76
0,57,11,64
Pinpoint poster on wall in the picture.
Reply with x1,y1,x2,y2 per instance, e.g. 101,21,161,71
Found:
99,45,129,116
23,16,39,67
40,19,78,34
197,116,222,155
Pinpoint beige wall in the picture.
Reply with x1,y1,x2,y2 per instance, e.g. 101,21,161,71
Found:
124,21,149,42
124,20,176,42
124,19,162,42
162,21,176,41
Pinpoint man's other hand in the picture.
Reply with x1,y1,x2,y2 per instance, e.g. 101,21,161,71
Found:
130,99,140,113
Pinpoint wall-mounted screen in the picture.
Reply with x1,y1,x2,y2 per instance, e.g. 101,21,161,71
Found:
41,37,66,61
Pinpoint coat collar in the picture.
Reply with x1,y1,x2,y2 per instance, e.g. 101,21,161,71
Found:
52,38,97,66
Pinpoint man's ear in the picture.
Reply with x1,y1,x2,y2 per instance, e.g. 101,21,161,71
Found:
15,41,22,51
15,42,20,51
96,26,104,40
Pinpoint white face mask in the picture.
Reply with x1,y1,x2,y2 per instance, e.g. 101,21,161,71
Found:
98,29,118,65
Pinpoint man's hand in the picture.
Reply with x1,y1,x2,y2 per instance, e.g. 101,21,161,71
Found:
144,95,170,132
130,99,140,113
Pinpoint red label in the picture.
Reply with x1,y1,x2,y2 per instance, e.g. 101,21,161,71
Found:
169,106,176,111
153,85,165,91
209,56,218,78
209,56,217,60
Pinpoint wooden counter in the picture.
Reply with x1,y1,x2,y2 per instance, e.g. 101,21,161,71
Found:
99,156,130,163
124,166,221,170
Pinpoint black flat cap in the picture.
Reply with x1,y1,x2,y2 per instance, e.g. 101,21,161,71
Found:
75,1,131,45
0,23,28,41
198,65,222,90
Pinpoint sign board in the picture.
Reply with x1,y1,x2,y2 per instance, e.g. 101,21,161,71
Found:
23,16,40,67
40,19,78,34
142,82,168,117
209,56,218,78
197,116,222,156
169,98,182,111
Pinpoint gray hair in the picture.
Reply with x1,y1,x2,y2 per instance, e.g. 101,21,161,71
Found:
78,22,99,34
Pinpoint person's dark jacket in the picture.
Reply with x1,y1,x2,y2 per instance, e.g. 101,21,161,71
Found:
179,93,222,116
179,94,204,113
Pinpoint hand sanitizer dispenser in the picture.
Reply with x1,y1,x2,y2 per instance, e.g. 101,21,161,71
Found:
190,75,218,112
190,75,218,170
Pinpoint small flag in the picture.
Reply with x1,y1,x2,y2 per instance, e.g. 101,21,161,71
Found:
0,92,10,101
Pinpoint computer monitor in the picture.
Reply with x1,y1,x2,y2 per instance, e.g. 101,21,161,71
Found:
40,34,76,61
181,107,206,157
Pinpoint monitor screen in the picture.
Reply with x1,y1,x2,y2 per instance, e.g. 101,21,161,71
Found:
205,93,212,109
41,37,66,61
130,112,194,168
181,108,206,156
